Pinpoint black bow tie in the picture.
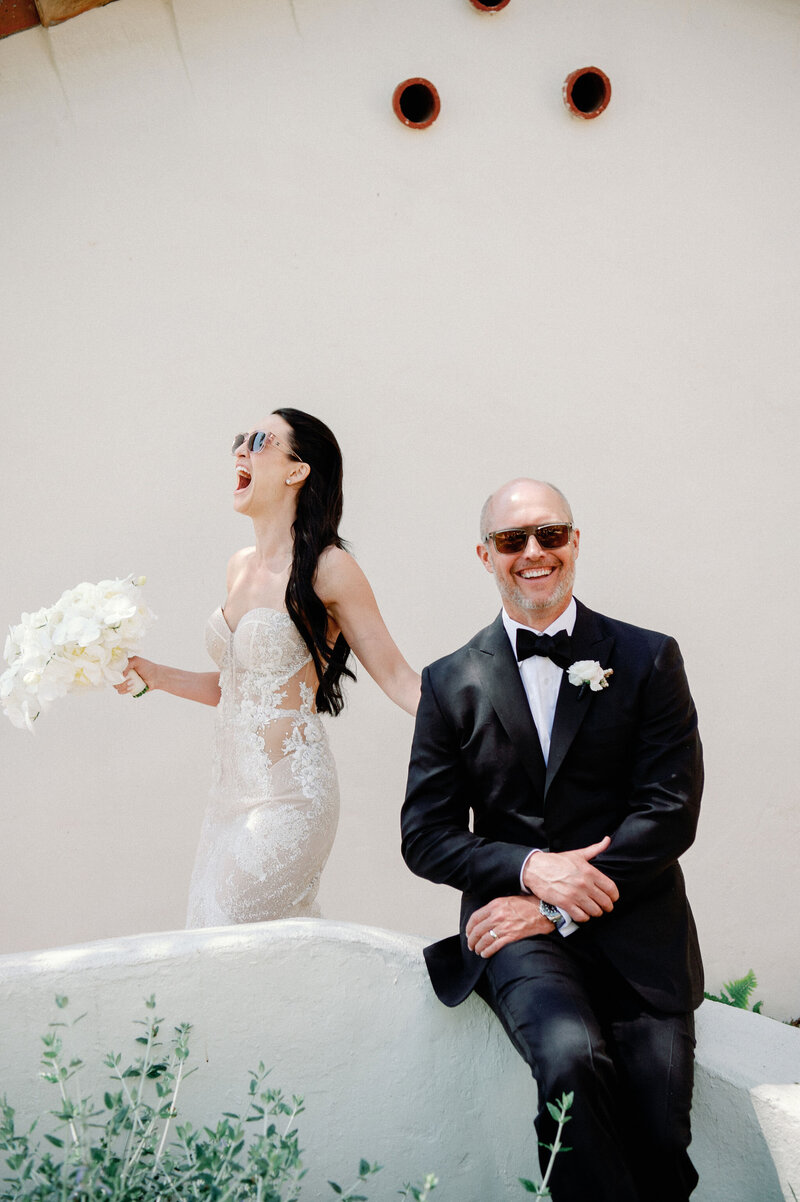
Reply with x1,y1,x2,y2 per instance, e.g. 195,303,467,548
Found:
515,628,573,670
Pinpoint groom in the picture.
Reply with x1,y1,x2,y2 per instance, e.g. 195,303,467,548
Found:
401,478,703,1202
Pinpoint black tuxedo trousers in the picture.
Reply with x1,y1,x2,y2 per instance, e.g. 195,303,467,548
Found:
477,933,698,1201
401,601,704,1201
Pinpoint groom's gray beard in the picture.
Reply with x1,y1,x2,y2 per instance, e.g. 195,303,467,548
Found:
496,561,576,615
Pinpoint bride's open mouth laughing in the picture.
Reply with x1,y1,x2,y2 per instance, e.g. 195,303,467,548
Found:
235,467,252,492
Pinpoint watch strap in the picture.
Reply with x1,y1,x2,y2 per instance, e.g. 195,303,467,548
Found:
539,899,566,931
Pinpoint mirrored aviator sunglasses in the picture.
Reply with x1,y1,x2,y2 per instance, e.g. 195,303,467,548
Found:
488,523,573,554
231,431,301,460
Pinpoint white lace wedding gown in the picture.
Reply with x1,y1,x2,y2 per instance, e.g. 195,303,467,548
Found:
186,607,340,927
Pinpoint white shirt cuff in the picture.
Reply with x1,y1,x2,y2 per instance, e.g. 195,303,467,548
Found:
557,912,578,937
520,848,578,937
519,848,538,892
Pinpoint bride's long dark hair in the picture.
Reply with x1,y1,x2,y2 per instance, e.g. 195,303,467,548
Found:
273,408,355,716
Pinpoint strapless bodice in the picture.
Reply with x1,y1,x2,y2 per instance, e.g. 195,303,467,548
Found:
205,606,312,681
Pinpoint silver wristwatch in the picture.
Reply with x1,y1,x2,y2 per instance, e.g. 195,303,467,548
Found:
539,899,566,931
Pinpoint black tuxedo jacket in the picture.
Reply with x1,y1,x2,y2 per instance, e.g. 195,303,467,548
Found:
401,599,704,1013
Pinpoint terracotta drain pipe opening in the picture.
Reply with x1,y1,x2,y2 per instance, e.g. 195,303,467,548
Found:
563,67,612,119
468,0,512,12
393,79,441,129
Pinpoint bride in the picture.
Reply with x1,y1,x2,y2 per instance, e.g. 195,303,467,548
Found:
120,409,420,928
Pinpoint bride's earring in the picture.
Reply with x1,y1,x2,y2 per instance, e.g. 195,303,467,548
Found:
285,478,292,486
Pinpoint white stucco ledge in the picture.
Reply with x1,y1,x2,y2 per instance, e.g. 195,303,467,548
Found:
750,1084,800,1202
0,921,799,1202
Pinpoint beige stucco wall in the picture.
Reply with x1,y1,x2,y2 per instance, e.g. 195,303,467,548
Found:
0,0,798,1017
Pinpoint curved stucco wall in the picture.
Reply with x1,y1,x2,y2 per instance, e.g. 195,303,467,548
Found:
1,922,799,1201
751,1085,800,1202
0,0,799,1024
0,922,535,1200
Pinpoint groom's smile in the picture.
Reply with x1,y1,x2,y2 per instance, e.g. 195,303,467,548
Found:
510,554,570,615
518,566,554,579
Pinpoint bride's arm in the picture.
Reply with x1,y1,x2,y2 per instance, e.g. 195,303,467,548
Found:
117,551,245,707
117,655,221,707
315,547,420,717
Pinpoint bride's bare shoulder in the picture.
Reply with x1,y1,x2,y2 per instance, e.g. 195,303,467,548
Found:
314,545,364,602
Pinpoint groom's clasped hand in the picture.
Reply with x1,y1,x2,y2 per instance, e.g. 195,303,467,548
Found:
521,834,619,920
466,835,619,959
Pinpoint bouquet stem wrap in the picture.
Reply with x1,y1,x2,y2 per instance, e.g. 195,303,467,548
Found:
126,668,149,698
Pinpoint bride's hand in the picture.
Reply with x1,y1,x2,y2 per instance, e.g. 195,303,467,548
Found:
116,655,159,696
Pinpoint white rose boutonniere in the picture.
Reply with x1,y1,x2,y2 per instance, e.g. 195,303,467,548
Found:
567,660,613,696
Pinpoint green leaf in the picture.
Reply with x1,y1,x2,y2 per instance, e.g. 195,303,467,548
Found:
518,1180,544,1194
329,1183,343,1195
705,971,764,1013
55,996,69,1010
723,970,758,1008
43,1134,64,1148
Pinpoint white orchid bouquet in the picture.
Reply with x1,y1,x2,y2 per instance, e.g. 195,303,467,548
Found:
0,575,155,732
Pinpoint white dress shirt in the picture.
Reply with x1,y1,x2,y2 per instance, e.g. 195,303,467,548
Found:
502,599,579,937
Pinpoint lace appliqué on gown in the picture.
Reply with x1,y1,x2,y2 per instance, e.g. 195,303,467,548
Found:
186,608,340,928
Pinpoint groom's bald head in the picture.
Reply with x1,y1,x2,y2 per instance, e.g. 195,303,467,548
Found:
479,479,574,540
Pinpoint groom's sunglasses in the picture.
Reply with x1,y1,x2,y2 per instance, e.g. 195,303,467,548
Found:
484,523,573,554
231,431,302,460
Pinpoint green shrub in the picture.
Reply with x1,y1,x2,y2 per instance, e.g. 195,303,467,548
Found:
0,995,571,1199
0,996,436,1202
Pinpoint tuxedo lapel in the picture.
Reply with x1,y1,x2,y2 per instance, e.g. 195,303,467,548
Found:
545,601,615,796
473,614,546,795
